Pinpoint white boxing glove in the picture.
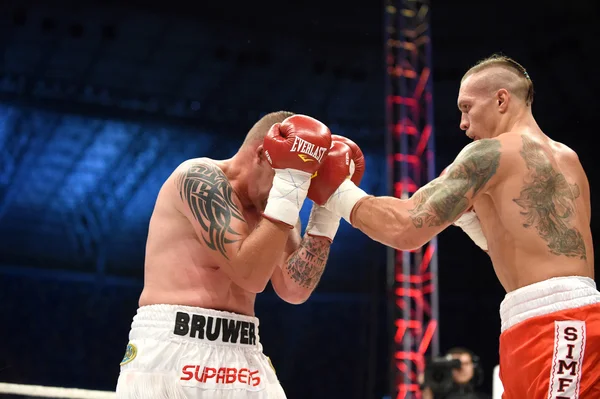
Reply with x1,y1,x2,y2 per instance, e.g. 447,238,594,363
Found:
453,210,488,251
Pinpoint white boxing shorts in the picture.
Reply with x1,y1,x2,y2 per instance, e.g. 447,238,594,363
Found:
116,304,286,399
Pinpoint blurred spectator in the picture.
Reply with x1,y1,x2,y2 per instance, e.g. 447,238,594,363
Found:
421,347,492,399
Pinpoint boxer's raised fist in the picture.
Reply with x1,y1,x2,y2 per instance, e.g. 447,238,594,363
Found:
308,135,365,206
263,115,331,175
262,115,332,228
332,134,365,184
305,135,365,241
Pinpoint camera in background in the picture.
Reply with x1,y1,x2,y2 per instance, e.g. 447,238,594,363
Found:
421,347,491,399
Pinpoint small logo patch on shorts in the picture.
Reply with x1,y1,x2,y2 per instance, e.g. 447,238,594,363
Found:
120,342,137,366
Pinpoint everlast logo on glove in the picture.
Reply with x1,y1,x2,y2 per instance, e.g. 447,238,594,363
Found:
289,136,327,163
173,311,256,345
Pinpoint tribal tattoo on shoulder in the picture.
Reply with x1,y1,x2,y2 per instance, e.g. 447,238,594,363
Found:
512,135,586,259
176,162,246,260
409,139,501,228
286,236,330,290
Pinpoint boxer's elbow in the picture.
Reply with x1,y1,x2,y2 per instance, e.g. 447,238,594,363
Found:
242,272,271,294
271,272,311,304
282,293,309,305
277,287,311,305
241,279,269,294
233,267,270,294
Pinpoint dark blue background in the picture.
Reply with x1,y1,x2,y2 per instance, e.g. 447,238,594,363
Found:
0,0,597,398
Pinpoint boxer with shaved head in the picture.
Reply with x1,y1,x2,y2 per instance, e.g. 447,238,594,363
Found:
316,54,600,398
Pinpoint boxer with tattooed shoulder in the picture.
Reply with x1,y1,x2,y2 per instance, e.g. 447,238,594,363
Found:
316,54,600,398
115,112,365,399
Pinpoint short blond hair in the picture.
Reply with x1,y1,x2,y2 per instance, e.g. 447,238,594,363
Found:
462,54,534,106
242,111,295,147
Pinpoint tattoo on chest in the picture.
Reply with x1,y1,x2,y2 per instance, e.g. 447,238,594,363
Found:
286,237,330,289
409,140,501,227
513,136,586,259
176,163,245,259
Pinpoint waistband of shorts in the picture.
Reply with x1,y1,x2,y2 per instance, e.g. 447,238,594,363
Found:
130,304,261,349
500,276,600,333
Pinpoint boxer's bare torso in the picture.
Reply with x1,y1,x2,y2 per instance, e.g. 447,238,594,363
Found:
346,58,594,295
139,158,296,316
350,128,593,294
470,129,593,292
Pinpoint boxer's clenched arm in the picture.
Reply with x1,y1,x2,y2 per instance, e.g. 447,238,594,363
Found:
351,139,505,250
270,231,331,304
174,160,290,293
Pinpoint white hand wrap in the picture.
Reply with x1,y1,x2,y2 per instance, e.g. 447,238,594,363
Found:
263,169,312,227
323,179,368,224
306,203,340,242
453,210,488,251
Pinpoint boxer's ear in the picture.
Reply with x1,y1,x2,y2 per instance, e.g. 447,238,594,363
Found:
256,144,265,163
496,88,509,113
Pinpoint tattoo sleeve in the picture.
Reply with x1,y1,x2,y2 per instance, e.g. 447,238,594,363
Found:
513,135,586,259
409,139,501,228
285,236,330,290
176,162,246,260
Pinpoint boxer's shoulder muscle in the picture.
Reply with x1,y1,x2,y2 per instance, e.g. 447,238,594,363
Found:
409,138,508,228
407,134,527,231
172,158,249,261
450,133,524,189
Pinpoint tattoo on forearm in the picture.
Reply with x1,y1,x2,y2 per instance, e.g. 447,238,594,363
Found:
176,162,245,260
513,135,586,259
409,140,501,228
286,236,330,289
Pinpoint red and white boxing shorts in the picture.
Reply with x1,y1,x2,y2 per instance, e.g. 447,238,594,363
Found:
116,305,285,398
499,276,600,399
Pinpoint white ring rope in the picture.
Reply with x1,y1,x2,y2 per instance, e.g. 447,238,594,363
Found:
0,383,115,399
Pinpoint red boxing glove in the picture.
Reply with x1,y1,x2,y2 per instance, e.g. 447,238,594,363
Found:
263,115,331,175
307,135,365,206
305,135,367,238
262,115,332,227
332,134,365,185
